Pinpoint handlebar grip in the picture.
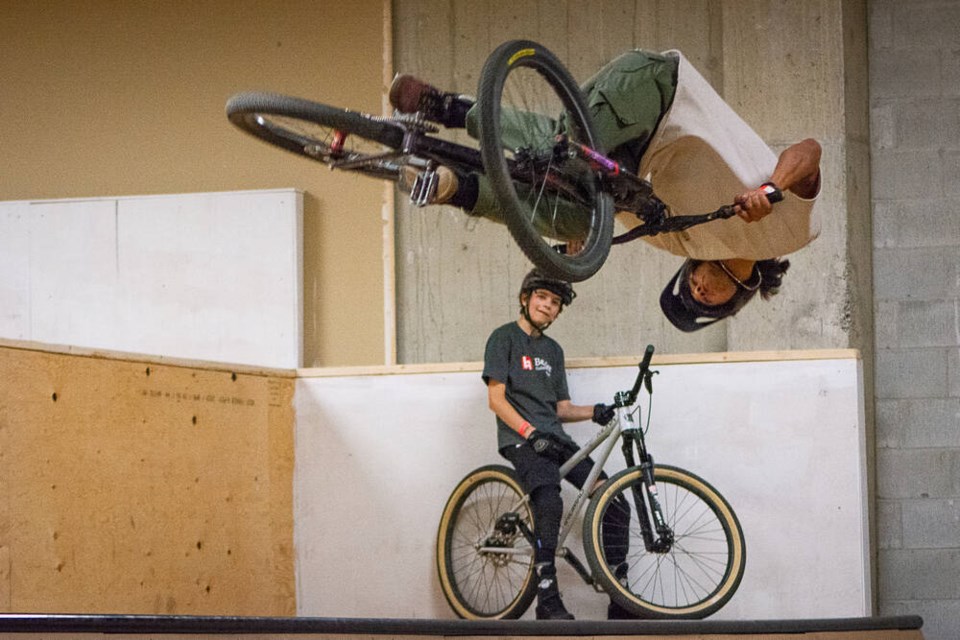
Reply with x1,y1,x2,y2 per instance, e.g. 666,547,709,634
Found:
639,344,655,372
626,345,656,404
761,182,784,204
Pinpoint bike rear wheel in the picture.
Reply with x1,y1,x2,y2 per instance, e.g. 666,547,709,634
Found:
477,40,614,282
583,465,746,619
436,465,537,619
226,92,405,181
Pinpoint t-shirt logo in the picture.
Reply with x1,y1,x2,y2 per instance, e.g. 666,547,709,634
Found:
521,355,533,370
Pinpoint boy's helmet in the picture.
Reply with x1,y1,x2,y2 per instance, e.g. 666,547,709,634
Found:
519,269,576,306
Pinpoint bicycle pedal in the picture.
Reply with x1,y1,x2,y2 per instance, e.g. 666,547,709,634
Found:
409,170,440,207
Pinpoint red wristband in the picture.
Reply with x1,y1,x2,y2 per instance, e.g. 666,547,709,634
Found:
518,421,534,438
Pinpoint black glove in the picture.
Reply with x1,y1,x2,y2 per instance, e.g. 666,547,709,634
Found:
593,403,615,425
528,430,567,464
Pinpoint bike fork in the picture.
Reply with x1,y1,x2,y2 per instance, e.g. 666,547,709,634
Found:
621,434,673,553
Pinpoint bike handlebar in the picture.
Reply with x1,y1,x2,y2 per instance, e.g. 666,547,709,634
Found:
618,344,655,408
611,185,784,245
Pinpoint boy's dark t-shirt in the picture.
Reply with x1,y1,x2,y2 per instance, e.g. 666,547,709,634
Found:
482,322,573,451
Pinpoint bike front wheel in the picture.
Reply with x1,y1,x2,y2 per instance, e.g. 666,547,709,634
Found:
477,40,614,282
583,464,746,619
226,92,405,181
436,465,537,620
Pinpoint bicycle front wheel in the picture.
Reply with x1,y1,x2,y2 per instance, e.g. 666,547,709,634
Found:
436,465,537,620
226,92,405,181
477,40,613,282
583,465,746,619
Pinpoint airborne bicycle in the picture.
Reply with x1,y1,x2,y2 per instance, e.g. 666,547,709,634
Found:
435,345,746,620
226,39,780,282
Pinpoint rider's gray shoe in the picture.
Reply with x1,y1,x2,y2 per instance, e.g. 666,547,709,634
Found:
398,166,459,206
389,74,471,128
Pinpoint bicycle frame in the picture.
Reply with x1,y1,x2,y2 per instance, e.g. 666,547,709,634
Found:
385,121,753,244
475,413,628,588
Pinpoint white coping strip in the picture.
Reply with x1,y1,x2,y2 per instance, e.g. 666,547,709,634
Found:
0,338,859,379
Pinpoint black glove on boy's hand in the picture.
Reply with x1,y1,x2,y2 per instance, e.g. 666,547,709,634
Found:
528,430,566,463
593,403,615,425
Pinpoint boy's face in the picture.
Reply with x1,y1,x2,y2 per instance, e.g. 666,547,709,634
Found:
526,288,563,325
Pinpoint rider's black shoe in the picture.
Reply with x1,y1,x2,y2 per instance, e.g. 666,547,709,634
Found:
606,562,639,619
607,600,640,620
534,565,575,620
389,74,471,128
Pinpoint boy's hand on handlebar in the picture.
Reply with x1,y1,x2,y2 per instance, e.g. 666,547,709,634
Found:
592,403,615,425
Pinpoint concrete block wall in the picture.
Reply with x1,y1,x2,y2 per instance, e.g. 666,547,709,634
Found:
869,1,960,639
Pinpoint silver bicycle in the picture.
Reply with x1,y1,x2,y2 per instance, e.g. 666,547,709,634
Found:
435,345,746,619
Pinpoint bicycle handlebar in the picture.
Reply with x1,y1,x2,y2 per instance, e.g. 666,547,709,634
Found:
611,185,784,245
617,344,655,408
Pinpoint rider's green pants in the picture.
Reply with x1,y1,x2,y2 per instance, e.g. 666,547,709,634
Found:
464,50,678,238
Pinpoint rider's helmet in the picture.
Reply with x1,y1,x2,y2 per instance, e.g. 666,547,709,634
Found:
519,268,576,307
659,258,789,332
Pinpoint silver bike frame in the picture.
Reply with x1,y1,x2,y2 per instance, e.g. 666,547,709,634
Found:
476,405,642,559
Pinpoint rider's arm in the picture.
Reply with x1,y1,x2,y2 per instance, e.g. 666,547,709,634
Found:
556,399,595,423
487,379,536,438
735,138,822,223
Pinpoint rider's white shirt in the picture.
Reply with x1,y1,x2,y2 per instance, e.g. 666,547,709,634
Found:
617,51,820,261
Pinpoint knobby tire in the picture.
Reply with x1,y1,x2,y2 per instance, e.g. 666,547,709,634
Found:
583,464,746,619
477,40,614,282
226,92,404,180
436,465,537,619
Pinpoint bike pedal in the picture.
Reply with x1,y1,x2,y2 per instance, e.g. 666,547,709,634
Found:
409,170,440,207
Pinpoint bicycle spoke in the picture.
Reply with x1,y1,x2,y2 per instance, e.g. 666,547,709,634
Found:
227,93,405,182
442,472,535,617
479,43,612,280
594,471,739,613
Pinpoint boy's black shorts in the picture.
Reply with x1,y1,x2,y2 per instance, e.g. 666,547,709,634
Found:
500,439,608,494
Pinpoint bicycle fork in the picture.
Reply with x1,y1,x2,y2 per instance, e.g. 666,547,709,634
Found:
619,413,674,554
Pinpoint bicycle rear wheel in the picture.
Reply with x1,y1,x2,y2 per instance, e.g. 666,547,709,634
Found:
583,465,746,619
477,40,613,282
436,465,537,619
226,92,405,181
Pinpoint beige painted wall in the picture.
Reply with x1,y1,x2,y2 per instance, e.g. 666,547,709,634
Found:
0,341,296,614
0,0,388,367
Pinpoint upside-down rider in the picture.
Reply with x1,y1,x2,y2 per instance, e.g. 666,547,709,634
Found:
391,48,822,331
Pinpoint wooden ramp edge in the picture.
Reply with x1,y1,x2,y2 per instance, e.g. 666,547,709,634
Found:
0,614,924,639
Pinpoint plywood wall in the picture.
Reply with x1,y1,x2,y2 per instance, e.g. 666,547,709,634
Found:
0,341,295,615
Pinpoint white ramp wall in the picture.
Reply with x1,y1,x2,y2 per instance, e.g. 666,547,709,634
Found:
293,351,870,620
0,189,302,368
